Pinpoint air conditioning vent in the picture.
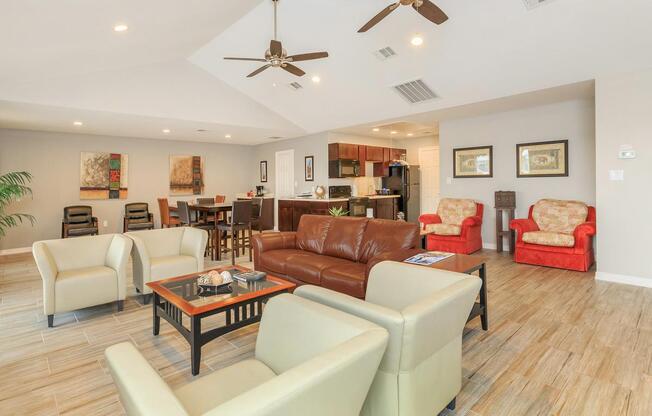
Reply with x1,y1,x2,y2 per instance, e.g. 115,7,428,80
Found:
392,79,438,104
288,82,303,90
374,46,397,61
522,0,558,10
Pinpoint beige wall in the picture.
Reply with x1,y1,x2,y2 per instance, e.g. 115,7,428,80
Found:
439,99,596,248
392,135,439,165
0,129,254,250
595,69,652,284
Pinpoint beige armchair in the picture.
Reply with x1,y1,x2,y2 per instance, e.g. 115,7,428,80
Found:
32,234,133,327
295,261,481,416
105,294,389,416
125,227,207,304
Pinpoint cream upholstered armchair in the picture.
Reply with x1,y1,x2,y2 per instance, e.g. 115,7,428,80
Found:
295,261,481,416
32,234,133,327
125,227,207,304
105,294,388,416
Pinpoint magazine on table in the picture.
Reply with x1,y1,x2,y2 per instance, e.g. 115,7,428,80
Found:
404,251,455,266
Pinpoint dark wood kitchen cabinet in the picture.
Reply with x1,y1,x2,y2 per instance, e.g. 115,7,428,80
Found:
358,145,367,176
328,143,359,161
375,198,398,220
291,201,312,231
365,146,384,162
278,200,350,231
278,200,294,232
383,147,391,162
390,148,407,162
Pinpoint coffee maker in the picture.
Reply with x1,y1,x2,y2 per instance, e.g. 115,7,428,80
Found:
255,186,265,197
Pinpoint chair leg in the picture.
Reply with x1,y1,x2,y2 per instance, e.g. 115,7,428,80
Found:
241,230,246,255
143,294,152,305
447,398,456,410
231,229,236,265
248,225,252,262
117,300,124,312
47,315,54,328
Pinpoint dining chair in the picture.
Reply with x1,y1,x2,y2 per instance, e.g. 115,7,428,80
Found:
178,201,216,259
217,200,252,265
157,198,181,228
196,198,216,222
215,195,227,221
250,197,263,232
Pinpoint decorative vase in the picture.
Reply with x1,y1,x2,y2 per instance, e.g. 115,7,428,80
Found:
314,186,326,199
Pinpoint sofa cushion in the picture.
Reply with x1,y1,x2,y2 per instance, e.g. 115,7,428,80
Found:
424,223,462,236
150,255,197,281
358,219,420,264
437,198,477,225
321,263,367,298
532,199,588,234
259,249,305,275
56,266,118,313
285,253,352,285
296,215,333,255
322,217,369,261
522,231,575,247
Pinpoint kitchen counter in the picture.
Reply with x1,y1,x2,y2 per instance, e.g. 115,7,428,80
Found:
236,193,275,199
278,195,399,202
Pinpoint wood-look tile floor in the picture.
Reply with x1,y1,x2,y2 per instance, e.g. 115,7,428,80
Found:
1,250,651,416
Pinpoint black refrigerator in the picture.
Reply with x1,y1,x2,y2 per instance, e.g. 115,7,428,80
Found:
382,165,420,222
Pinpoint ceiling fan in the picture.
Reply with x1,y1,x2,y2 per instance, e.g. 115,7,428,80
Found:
223,0,328,78
358,0,448,33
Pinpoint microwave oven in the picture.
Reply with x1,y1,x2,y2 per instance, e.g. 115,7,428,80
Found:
329,159,361,178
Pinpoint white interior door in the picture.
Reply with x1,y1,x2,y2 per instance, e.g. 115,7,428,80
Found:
274,149,295,229
418,146,440,216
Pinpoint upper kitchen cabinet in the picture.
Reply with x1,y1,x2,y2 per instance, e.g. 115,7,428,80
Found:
365,146,384,162
390,148,407,162
328,143,359,160
358,145,367,176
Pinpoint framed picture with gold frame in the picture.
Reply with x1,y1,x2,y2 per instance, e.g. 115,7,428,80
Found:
516,139,568,178
453,146,493,178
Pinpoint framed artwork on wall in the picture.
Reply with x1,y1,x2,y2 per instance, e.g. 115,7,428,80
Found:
79,152,128,199
169,155,204,195
453,146,493,178
305,156,314,181
260,161,268,183
516,139,568,177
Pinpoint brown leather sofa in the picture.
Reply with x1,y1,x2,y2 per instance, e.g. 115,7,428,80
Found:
252,215,420,298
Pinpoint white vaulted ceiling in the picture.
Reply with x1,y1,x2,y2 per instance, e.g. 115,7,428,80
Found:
1,0,652,143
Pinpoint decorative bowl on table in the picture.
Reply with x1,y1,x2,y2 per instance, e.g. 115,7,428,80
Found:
197,270,234,295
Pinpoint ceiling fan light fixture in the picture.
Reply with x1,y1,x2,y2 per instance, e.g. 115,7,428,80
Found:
411,34,424,46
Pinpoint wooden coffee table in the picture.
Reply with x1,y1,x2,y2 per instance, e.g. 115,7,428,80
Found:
428,254,488,331
147,265,295,375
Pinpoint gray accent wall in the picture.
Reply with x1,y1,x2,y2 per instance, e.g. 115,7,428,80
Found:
0,129,254,250
439,99,596,248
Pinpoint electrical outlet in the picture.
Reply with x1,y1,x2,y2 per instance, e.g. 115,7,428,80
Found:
608,170,624,181
102,220,108,227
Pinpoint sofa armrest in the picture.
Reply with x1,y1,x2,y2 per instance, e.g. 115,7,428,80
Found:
295,285,404,373
106,235,133,301
105,343,190,416
418,214,442,228
32,242,58,316
252,232,297,270
366,248,424,278
461,215,482,227
510,218,539,242
125,232,151,294
574,221,596,250
180,227,208,272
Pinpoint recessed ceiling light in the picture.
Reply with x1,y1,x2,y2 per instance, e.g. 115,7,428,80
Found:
311,75,321,84
390,131,398,135
113,24,129,33
162,129,170,134
225,134,232,139
407,133,414,137
73,121,83,126
272,82,277,87
411,34,424,46
372,128,380,132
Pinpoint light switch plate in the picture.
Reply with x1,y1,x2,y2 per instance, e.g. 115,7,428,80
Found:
609,170,625,181
618,150,636,159
102,220,109,227
446,177,452,184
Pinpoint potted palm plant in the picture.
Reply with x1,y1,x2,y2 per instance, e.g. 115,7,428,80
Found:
0,171,35,237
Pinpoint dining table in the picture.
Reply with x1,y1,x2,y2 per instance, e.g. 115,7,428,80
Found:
187,202,232,260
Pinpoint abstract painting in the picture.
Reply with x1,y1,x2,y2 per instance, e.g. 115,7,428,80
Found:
170,155,204,195
517,140,568,177
453,146,493,178
80,152,128,199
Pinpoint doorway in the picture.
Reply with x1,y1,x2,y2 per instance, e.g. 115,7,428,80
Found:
274,149,295,229
418,146,440,216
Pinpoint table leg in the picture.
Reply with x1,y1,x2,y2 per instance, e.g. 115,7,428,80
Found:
153,293,160,336
191,316,202,376
479,263,489,330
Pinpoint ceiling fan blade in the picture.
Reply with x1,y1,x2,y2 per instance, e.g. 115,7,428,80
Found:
247,64,271,78
358,3,399,33
224,57,268,62
413,0,448,25
282,63,306,77
288,52,329,62
270,39,283,57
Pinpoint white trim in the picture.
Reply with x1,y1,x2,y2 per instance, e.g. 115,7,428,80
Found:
482,242,497,250
0,246,31,256
595,271,652,288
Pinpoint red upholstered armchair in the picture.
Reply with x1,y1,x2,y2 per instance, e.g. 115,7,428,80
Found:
510,199,596,272
418,198,484,254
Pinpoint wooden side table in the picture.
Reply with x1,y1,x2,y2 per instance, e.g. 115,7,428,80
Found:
495,208,515,253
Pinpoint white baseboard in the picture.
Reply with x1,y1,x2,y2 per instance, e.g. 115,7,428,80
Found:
596,271,652,288
482,242,497,250
0,246,31,256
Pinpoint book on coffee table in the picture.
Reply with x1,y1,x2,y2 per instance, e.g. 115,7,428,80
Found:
404,251,455,266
